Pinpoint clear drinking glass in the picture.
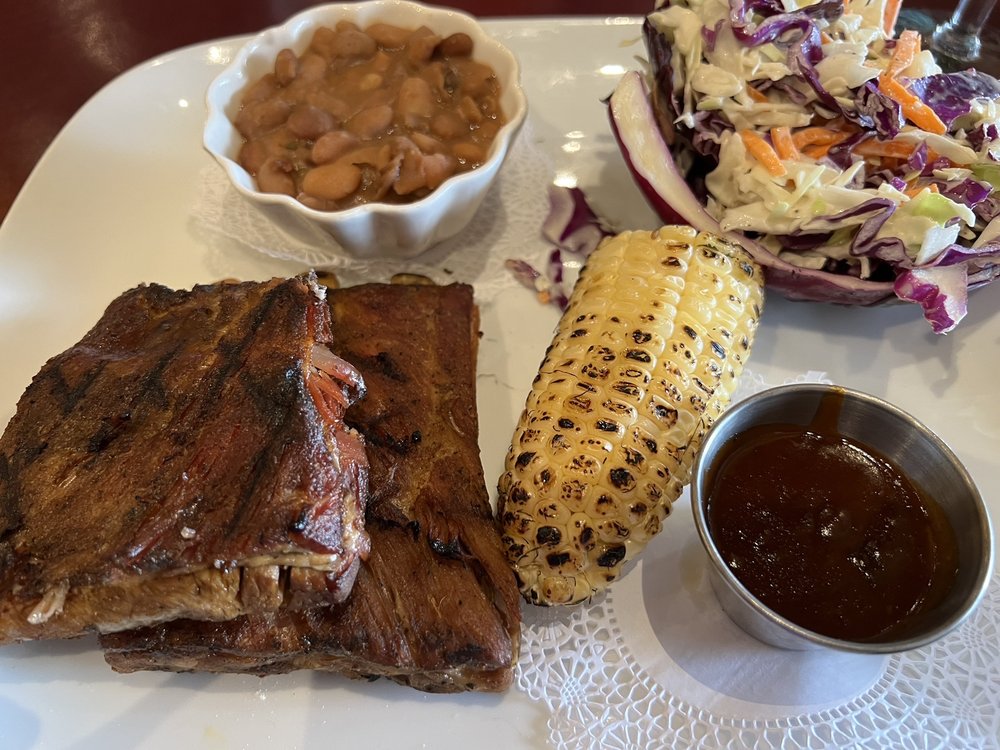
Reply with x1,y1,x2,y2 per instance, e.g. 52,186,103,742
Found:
897,0,999,74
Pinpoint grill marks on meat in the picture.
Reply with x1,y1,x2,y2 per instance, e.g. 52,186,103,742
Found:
0,275,369,642
101,283,521,693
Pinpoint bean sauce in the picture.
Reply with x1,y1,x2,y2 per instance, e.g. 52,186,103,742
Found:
706,393,958,642
234,21,506,210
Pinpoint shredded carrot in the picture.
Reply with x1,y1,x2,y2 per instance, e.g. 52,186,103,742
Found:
906,101,948,135
878,74,919,106
801,143,835,159
878,75,948,135
747,85,770,103
770,127,801,161
853,138,917,159
791,127,851,150
883,0,902,36
821,30,835,45
885,29,921,78
740,130,787,177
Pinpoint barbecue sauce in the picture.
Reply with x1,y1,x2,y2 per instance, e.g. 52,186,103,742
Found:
706,391,959,642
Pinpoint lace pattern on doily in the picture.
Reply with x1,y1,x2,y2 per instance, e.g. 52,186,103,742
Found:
518,580,1000,749
515,370,1000,750
191,118,556,302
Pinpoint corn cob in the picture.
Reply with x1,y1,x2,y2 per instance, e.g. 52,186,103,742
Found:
498,227,764,605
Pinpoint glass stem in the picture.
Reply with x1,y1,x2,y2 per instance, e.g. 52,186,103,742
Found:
931,0,997,62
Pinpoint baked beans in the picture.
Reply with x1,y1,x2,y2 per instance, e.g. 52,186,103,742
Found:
234,21,507,211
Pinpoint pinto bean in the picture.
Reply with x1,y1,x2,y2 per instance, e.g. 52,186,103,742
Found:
366,23,411,49
234,98,291,138
304,91,350,120
310,27,338,59
393,150,456,195
313,27,378,60
344,144,393,171
436,33,474,58
369,50,392,74
421,61,448,95
458,95,483,124
256,157,296,195
453,141,486,165
296,53,327,83
302,161,363,201
357,86,394,110
410,132,444,153
242,74,278,105
287,105,335,140
396,77,435,125
311,130,359,165
430,112,466,140
422,153,456,189
453,59,497,97
359,73,383,92
238,140,270,174
346,104,393,138
274,49,299,85
394,149,427,196
406,26,442,65
256,99,293,128
479,94,502,120
475,117,501,142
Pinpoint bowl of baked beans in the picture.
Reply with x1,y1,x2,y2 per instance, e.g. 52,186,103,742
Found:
204,0,527,259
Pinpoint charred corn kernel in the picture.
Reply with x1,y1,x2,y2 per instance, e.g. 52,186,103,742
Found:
498,227,764,605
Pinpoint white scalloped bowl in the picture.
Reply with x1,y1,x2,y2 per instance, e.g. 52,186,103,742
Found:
204,0,527,260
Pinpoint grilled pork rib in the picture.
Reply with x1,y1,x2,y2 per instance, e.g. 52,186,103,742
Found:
0,274,369,642
101,283,521,693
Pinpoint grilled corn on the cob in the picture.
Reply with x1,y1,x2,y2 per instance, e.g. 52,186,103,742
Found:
498,227,764,605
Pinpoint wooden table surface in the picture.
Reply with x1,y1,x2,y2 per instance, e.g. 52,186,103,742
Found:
0,0,985,225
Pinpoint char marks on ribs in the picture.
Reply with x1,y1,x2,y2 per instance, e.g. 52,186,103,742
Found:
101,282,521,693
0,274,369,642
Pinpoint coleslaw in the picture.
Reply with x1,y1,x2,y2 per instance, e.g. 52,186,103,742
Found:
613,0,1000,332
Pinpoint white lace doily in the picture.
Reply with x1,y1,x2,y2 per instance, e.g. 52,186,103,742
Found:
516,371,1000,750
192,118,555,301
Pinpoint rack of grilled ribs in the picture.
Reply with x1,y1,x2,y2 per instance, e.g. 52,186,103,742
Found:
0,274,369,642
101,282,521,693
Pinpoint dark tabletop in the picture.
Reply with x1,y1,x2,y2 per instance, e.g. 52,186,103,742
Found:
0,0,984,225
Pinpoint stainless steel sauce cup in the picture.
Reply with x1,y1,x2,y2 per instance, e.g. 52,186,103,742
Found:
691,383,994,653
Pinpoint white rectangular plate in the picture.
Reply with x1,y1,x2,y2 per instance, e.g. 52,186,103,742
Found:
0,17,997,750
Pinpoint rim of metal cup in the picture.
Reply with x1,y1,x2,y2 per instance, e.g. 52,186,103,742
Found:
690,383,995,654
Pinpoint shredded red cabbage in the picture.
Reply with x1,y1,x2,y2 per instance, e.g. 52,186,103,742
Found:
941,178,992,210
894,266,968,334
508,185,613,309
849,82,904,140
968,122,1000,151
908,71,1000,130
